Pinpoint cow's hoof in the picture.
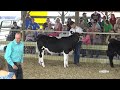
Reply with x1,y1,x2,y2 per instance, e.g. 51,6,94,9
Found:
111,66,114,68
64,65,67,68
64,66,67,68
42,65,45,67
64,65,68,68
111,65,114,68
66,65,69,67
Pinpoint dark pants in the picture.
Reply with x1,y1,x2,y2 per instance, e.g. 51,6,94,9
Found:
81,49,86,57
8,63,23,79
74,41,82,64
90,50,100,58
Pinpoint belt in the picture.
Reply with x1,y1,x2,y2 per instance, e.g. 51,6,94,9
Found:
14,62,21,65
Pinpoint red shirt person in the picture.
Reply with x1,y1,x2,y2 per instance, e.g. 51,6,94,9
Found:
109,14,116,27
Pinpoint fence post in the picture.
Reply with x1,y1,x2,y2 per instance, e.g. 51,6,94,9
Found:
61,11,65,24
21,11,27,41
75,11,79,26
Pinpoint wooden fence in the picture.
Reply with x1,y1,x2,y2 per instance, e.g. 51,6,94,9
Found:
0,29,120,64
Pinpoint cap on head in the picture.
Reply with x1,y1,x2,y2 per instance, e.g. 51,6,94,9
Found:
13,21,17,24
69,21,75,26
68,18,71,21
83,13,86,15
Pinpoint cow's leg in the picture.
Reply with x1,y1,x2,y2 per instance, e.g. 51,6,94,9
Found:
38,46,45,67
108,55,114,68
38,53,42,65
107,50,115,68
41,50,45,67
65,53,69,67
63,52,69,68
38,50,45,67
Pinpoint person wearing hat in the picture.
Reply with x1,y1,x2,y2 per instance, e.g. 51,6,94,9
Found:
25,13,32,29
66,18,72,31
11,21,20,29
91,11,101,22
79,17,88,32
69,21,83,66
91,11,102,27
28,18,40,39
82,13,88,28
6,22,20,41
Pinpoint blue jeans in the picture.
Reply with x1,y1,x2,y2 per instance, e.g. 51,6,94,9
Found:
8,63,23,79
74,41,82,64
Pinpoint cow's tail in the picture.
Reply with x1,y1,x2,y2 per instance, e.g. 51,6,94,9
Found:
34,35,38,42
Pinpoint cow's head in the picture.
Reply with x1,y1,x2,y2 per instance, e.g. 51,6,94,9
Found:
71,32,82,37
74,32,83,39
35,34,45,42
70,32,83,44
70,30,82,35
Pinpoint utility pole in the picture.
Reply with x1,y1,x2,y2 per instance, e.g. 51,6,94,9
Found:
105,11,108,20
58,11,68,24
61,11,64,24
75,11,79,26
21,11,27,41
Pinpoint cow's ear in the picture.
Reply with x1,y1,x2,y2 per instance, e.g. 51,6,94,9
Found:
70,31,74,34
75,32,80,36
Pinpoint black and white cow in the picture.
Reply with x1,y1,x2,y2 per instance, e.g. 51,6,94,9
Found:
36,33,81,68
106,39,120,67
